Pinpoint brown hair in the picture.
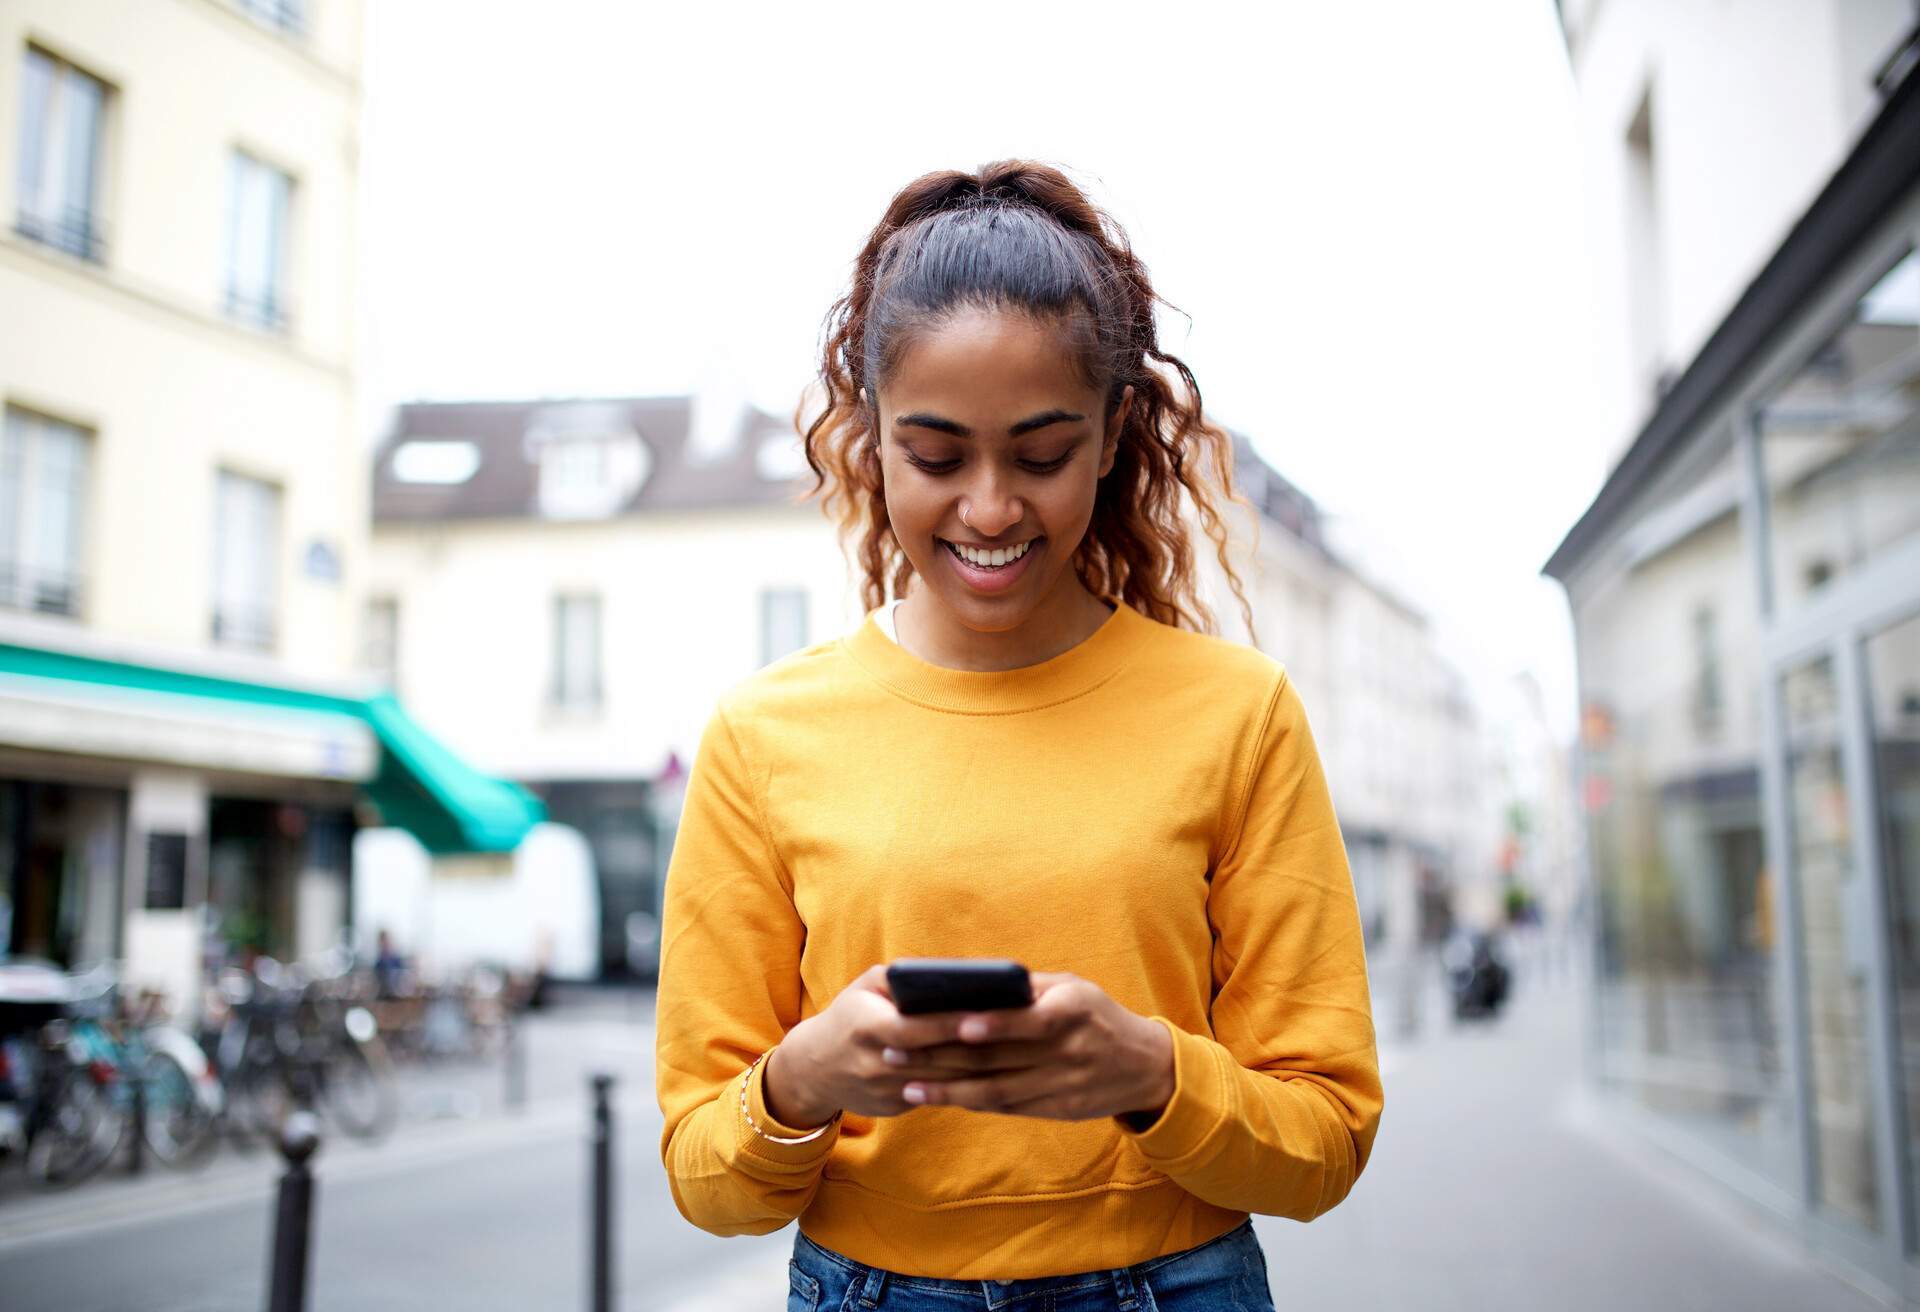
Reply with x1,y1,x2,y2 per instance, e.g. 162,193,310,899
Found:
797,160,1255,639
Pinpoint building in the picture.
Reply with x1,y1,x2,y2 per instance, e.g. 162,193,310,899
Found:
0,0,539,1013
1545,1,1920,1298
1204,436,1500,1029
366,395,851,978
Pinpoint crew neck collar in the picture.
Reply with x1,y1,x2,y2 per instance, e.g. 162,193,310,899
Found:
840,599,1144,715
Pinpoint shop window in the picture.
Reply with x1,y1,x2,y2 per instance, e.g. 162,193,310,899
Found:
1757,247,1920,613
1573,440,1792,1184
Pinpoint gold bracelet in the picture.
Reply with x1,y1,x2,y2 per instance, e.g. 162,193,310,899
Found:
740,1049,841,1145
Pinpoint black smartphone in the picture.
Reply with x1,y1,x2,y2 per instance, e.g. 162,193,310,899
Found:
886,958,1032,1016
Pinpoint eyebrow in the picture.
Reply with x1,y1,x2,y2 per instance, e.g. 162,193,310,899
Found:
894,409,1086,439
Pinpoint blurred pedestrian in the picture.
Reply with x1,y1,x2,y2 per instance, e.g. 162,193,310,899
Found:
655,161,1381,1308
372,928,407,1001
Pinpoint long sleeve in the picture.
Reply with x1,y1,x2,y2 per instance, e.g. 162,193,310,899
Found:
1112,669,1383,1221
655,701,838,1236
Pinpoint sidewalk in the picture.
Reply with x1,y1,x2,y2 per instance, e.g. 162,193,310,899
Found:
0,990,656,1229
1248,973,1880,1311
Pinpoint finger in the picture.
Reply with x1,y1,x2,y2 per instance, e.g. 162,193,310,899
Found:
882,1039,1049,1076
882,1011,992,1049
904,1067,1055,1112
951,1001,1073,1046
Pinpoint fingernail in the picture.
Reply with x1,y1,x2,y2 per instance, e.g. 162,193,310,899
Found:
960,1018,989,1041
883,1047,907,1065
903,1085,926,1103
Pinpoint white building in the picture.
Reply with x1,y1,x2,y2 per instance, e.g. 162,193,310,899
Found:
1202,436,1501,1028
1547,1,1920,1298
0,0,538,1013
366,395,855,978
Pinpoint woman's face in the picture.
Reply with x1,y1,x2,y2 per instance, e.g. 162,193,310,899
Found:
873,305,1130,634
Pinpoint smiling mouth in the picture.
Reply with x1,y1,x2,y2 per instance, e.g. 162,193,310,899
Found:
940,537,1042,570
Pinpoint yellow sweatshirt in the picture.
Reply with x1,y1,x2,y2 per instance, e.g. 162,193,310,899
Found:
654,600,1382,1279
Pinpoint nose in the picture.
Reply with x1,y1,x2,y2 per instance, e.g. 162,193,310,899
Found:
960,471,1024,539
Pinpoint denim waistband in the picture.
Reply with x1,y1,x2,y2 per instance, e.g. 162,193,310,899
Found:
790,1215,1257,1308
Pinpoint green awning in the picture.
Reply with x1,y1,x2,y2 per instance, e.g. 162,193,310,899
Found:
0,642,544,855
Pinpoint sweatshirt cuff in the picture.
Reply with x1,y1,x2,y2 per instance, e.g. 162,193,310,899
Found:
1112,1017,1230,1169
736,1051,841,1168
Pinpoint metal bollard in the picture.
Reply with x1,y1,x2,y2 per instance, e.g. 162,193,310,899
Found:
126,1064,146,1175
266,1111,321,1312
590,1073,614,1312
504,1018,527,1112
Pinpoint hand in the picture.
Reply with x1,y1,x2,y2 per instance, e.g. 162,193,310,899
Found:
878,972,1175,1123
766,963,1023,1125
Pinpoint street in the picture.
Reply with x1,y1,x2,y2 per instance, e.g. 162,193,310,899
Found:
0,972,1878,1311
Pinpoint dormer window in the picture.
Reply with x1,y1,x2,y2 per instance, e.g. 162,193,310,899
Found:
547,436,609,499
524,403,651,520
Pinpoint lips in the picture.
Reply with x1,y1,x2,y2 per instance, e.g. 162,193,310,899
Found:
939,537,1042,594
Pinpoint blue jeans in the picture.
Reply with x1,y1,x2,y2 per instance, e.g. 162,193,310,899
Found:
787,1217,1275,1311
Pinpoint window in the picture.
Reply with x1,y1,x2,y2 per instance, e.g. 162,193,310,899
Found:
760,588,808,666
362,597,398,687
0,407,91,617
16,47,108,261
389,439,481,485
225,151,293,331
552,594,602,710
1757,246,1920,613
1690,604,1722,737
211,470,281,652
548,438,606,499
1574,440,1793,1186
526,404,652,520
1623,85,1667,412
237,0,305,38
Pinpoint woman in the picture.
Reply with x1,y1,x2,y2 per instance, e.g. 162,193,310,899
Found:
655,161,1382,1311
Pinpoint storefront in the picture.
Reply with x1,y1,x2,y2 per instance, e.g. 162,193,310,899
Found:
1547,72,1920,1299
0,627,544,1017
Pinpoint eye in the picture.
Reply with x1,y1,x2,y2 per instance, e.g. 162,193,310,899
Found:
904,453,960,474
903,452,1074,476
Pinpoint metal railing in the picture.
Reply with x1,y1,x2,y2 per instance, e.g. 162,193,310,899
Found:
14,209,106,263
0,563,86,618
211,604,278,653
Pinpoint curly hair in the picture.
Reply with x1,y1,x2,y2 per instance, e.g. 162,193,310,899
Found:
797,159,1255,639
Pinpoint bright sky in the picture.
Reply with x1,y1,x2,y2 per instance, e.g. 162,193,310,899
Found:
358,0,1609,743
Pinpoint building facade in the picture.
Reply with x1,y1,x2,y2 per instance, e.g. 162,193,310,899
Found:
0,0,536,1013
1203,437,1500,1032
1548,0,1920,1297
367,395,852,978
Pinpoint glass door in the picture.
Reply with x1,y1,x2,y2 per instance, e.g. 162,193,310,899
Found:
1866,611,1920,1253
1783,652,1881,1232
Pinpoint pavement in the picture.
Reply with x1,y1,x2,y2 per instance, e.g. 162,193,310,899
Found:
0,972,1889,1310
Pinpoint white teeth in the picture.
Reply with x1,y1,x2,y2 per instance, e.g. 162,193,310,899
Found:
950,539,1032,568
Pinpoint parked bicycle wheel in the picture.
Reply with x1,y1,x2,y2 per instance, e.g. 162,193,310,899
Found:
139,1048,217,1168
320,1034,396,1141
235,1044,297,1142
25,1062,123,1188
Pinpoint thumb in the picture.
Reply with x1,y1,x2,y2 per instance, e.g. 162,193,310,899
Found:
856,962,894,999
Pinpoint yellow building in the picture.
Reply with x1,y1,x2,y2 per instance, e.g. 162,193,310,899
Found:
0,0,537,1014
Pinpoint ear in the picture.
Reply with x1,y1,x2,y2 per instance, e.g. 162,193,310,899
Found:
1097,386,1133,479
